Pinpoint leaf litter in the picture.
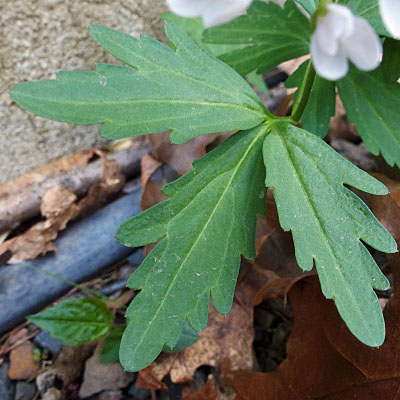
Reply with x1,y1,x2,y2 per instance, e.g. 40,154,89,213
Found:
0,151,125,264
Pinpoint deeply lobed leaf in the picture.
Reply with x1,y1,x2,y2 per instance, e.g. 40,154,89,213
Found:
203,0,311,75
10,23,266,144
28,297,113,345
117,126,267,371
263,122,397,346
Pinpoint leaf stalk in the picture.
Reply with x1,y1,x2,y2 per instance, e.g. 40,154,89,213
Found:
290,59,316,123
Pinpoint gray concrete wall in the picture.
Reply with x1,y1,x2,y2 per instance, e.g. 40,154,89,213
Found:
0,0,168,184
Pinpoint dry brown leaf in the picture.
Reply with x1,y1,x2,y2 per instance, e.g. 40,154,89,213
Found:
250,196,313,303
79,341,134,398
140,154,166,212
8,341,41,380
182,382,219,400
0,148,96,231
0,140,149,232
278,56,310,77
226,257,400,400
40,186,78,219
148,132,217,176
0,153,125,263
136,263,271,391
326,95,359,142
365,174,400,241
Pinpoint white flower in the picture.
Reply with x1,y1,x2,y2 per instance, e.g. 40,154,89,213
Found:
166,0,252,27
311,4,382,81
379,0,400,39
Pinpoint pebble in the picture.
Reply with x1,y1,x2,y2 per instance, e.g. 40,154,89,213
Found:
127,383,151,400
15,381,37,400
8,342,40,380
33,331,63,357
0,362,15,400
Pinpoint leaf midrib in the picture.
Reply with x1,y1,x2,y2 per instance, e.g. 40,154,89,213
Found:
18,91,266,119
132,127,265,354
30,318,109,326
275,129,372,334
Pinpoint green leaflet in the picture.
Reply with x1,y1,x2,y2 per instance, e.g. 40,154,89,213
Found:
286,60,335,138
264,122,397,347
295,0,319,15
337,40,400,167
117,125,267,371
28,297,113,346
162,320,200,353
203,0,311,75
10,23,266,144
100,326,125,363
341,0,389,36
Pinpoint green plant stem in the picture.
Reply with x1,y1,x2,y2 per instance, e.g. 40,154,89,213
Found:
290,59,316,123
21,262,126,309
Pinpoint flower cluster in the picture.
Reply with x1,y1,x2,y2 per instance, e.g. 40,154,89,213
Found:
166,0,400,80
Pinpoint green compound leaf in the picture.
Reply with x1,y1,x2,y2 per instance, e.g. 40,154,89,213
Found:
10,23,266,145
337,40,400,168
263,122,397,347
202,0,311,75
117,125,267,371
286,61,335,138
28,297,113,346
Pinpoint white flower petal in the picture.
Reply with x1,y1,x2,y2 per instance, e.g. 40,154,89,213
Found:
315,4,355,55
343,17,382,71
201,0,252,27
311,33,349,80
379,0,400,38
166,0,213,18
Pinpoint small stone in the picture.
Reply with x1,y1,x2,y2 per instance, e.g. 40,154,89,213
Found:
34,331,63,357
127,384,151,400
8,342,41,380
0,363,15,400
15,381,37,400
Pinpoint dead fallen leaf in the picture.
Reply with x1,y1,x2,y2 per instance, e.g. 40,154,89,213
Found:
79,341,134,398
365,174,400,241
0,148,96,231
226,264,400,400
8,341,41,380
326,95,359,142
182,382,219,400
278,56,310,77
148,132,217,176
40,186,78,219
250,195,313,303
0,140,149,233
0,152,125,264
140,154,167,212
